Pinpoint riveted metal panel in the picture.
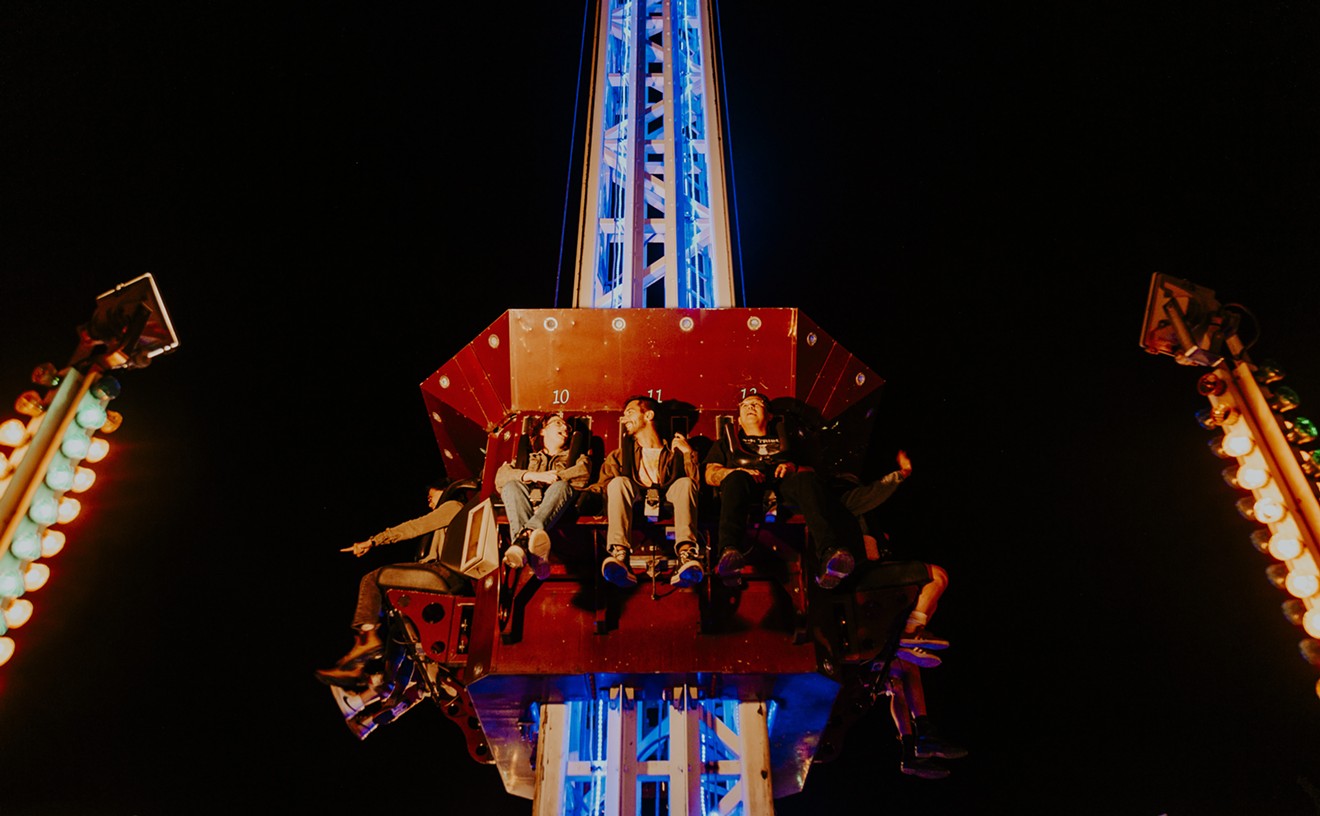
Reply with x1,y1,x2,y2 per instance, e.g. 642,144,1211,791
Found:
505,307,797,413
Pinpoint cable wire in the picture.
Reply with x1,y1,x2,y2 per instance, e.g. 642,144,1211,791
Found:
555,0,593,307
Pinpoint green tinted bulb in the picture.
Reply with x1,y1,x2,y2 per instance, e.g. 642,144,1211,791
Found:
1288,416,1319,445
1271,386,1301,413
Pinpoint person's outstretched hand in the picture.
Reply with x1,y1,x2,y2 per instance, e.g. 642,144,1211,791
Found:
897,449,913,478
342,539,374,557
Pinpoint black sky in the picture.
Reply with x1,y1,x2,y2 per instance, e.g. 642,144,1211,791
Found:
3,2,1320,814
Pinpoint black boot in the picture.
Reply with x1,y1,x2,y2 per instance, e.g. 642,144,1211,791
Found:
314,627,384,688
899,735,950,779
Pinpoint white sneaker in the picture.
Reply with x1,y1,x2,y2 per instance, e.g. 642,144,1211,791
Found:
601,545,637,587
504,544,527,569
528,529,552,559
670,543,705,587
897,646,942,669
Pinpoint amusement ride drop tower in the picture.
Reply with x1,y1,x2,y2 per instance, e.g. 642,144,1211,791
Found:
340,3,924,813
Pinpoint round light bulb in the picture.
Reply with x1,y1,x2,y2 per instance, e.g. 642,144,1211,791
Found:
0,419,27,447
85,438,109,463
0,570,24,598
75,404,107,431
1286,571,1320,599
9,530,41,561
4,599,33,629
1304,608,1320,639
1236,465,1270,490
1270,535,1305,561
1255,497,1287,524
60,431,89,460
44,460,75,491
0,637,14,667
71,467,95,493
41,530,65,558
1223,435,1255,457
56,497,81,524
23,563,49,592
27,495,58,526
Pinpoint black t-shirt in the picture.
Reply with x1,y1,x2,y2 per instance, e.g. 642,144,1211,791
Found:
702,426,797,476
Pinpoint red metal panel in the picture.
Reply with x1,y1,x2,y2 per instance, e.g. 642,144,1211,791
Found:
469,311,512,413
802,343,851,416
817,350,884,422
420,366,488,480
793,314,885,421
420,308,889,471
794,312,835,406
478,580,817,677
385,589,472,665
420,308,886,444
451,345,507,429
505,308,798,413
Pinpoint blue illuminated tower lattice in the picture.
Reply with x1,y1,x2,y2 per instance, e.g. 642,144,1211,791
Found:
552,1,763,812
534,689,775,816
573,0,736,309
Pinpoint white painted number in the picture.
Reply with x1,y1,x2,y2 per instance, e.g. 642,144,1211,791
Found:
552,389,570,404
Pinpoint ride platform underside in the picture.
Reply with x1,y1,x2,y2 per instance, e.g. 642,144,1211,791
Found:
328,307,929,812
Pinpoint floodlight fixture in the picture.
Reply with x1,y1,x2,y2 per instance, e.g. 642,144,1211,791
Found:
1139,273,1234,367
69,273,180,371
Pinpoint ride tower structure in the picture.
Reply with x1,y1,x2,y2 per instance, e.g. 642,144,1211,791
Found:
573,0,736,310
326,3,928,813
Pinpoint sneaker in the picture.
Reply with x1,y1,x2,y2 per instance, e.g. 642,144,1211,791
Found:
914,719,967,760
504,543,527,569
900,734,951,779
715,548,745,586
671,544,704,587
528,529,552,559
601,545,637,587
815,548,855,589
899,626,950,651
897,646,942,669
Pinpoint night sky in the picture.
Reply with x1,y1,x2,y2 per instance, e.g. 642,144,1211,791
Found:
3,3,1320,814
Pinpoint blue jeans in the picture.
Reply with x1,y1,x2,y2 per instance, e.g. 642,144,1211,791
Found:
354,561,460,629
501,478,576,540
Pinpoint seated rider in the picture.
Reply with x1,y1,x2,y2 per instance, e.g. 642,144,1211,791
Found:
834,450,966,777
836,449,950,666
591,395,703,588
315,479,471,688
494,412,591,579
703,393,863,588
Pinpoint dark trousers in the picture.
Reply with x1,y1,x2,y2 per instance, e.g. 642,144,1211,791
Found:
717,470,861,560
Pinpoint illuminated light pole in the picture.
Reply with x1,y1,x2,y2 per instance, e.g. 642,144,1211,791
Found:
0,273,178,666
1141,273,1320,699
